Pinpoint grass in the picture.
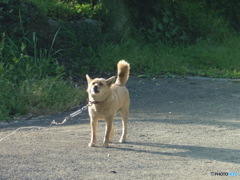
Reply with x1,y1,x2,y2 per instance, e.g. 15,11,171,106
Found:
19,78,86,115
0,78,86,121
0,31,87,121
97,36,240,78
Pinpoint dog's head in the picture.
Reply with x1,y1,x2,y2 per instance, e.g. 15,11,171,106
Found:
86,74,115,101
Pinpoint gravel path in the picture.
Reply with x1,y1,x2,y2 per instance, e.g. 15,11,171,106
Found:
1,77,240,179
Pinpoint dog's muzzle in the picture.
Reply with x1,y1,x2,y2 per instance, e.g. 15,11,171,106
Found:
93,86,100,94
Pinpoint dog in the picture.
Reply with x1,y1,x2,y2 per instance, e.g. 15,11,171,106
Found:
86,60,130,147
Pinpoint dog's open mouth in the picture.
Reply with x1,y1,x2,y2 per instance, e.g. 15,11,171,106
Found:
93,86,100,94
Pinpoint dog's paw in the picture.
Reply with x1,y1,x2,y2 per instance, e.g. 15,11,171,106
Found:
102,142,109,148
119,138,126,143
88,142,96,147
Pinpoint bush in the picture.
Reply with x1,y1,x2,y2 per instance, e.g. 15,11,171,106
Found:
0,79,22,120
0,32,64,82
0,30,87,121
0,78,86,121
125,0,234,44
19,78,86,116
97,36,240,78
29,0,106,20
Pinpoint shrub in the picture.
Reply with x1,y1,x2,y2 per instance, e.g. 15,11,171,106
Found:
0,32,64,82
29,0,106,20
19,78,86,116
0,79,23,120
0,78,86,121
0,30,87,120
125,0,233,44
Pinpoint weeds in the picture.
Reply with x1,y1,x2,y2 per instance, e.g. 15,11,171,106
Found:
0,78,86,121
0,31,64,81
0,79,18,120
0,31,86,121
20,78,86,115
97,37,240,78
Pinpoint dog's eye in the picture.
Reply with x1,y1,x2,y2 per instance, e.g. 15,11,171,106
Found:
99,83,103,86
92,82,96,85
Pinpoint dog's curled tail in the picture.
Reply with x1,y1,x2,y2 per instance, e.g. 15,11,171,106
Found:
116,60,130,86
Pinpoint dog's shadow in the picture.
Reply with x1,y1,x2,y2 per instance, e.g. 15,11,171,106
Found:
113,142,240,165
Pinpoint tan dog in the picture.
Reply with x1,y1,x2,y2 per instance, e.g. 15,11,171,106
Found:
86,60,130,147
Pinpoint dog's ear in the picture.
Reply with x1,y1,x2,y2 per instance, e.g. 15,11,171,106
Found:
86,74,92,83
106,76,116,86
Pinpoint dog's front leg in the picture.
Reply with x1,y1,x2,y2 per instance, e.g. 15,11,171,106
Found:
103,119,113,148
89,118,98,147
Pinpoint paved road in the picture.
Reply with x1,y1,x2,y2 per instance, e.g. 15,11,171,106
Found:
1,77,240,179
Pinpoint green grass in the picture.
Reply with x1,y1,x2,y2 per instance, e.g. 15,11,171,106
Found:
0,78,86,121
0,32,87,121
19,78,86,115
97,36,240,78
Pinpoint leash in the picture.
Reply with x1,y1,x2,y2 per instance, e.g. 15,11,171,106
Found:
0,103,89,142
0,126,45,142
50,103,89,126
50,100,102,125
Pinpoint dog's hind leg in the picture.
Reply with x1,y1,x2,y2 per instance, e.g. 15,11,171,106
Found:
109,123,114,143
119,108,129,143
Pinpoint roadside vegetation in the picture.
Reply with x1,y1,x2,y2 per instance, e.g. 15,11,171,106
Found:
1,0,240,120
98,36,240,78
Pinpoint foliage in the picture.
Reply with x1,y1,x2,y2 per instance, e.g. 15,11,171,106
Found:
0,31,64,82
0,0,21,23
19,78,86,115
206,0,240,31
125,0,237,44
0,78,86,121
97,37,240,78
29,0,106,20
0,28,86,121
0,79,19,120
54,21,102,78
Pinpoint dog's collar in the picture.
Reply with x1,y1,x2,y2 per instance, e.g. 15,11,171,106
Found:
88,100,101,105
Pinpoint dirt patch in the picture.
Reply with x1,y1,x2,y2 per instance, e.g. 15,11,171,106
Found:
1,77,240,179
